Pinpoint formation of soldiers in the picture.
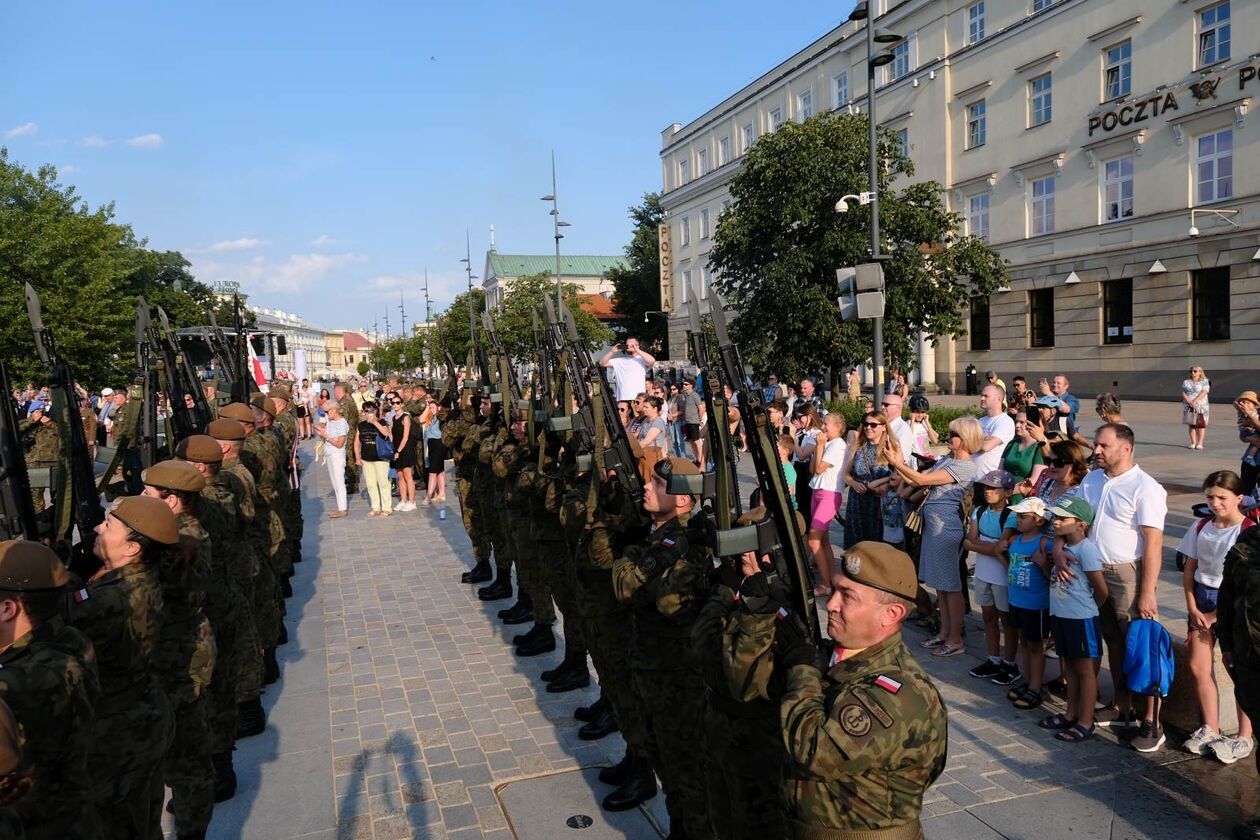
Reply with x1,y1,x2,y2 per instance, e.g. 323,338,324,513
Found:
0,382,305,840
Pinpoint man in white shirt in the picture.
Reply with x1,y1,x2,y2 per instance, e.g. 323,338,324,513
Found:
879,393,915,467
599,337,655,403
973,385,1015,477
1078,423,1168,743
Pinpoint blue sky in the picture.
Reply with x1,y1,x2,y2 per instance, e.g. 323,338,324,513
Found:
4,1,849,332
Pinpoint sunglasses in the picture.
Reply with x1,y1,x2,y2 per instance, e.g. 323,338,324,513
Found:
862,422,883,429
1047,458,1068,468
390,400,402,405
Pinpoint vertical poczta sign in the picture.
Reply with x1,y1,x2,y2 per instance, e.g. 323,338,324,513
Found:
658,223,673,314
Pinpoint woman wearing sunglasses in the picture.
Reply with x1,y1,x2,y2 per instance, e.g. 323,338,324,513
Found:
386,390,418,511
842,411,894,548
999,410,1047,501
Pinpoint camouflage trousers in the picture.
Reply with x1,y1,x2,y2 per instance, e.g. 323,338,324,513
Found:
89,681,173,840
252,512,286,651
701,699,788,840
281,490,301,576
234,555,264,704
512,514,555,624
207,613,241,753
632,665,714,840
575,565,650,758
344,428,359,492
152,693,214,836
456,477,492,566
538,535,584,655
487,497,515,575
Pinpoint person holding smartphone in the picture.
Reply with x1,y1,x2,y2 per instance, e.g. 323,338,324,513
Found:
599,337,655,402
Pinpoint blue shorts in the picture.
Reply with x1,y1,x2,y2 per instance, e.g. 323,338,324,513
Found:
1052,615,1103,660
1010,605,1051,641
1193,581,1219,614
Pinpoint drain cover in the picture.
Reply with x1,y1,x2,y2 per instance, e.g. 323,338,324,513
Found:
497,767,664,838
566,814,595,829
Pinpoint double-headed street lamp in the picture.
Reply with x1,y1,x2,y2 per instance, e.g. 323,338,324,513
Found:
540,152,572,314
847,0,902,399
459,231,479,365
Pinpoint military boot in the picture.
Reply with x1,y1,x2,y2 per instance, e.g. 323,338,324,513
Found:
541,651,581,683
575,695,608,723
263,648,280,685
461,562,492,584
477,575,512,601
1236,817,1260,840
601,760,657,811
281,576,294,598
236,698,266,738
277,622,288,646
212,752,237,802
597,749,635,786
499,593,534,625
514,625,556,657
545,664,591,693
578,704,619,740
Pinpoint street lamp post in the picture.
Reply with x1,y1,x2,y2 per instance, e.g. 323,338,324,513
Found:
540,151,572,315
422,268,433,380
847,0,901,400
459,231,479,376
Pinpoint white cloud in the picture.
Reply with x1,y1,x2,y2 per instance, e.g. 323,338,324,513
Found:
59,165,80,175
365,270,467,304
203,238,268,253
308,234,345,248
126,133,164,149
80,135,108,148
4,122,37,139
192,252,368,295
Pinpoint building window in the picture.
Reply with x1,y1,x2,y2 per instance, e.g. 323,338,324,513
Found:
700,208,711,240
966,100,986,149
1033,0,1054,11
968,2,985,44
889,41,910,81
1103,41,1131,101
1102,155,1134,222
797,89,813,120
677,157,690,186
968,193,990,241
1030,176,1055,236
1029,288,1055,348
701,265,711,299
682,268,693,304
1198,1,1230,67
833,72,849,109
718,136,730,166
1192,267,1230,340
1196,128,1233,204
697,148,708,177
769,107,783,131
896,128,909,158
970,296,991,351
680,216,691,247
742,122,755,153
1029,73,1052,126
1102,279,1133,345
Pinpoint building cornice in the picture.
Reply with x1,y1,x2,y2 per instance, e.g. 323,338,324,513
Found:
1014,50,1060,75
1086,16,1142,43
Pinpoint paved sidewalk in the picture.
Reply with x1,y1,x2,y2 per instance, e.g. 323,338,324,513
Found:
200,429,1257,840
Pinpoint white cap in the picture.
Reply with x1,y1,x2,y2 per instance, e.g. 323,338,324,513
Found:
100,387,114,396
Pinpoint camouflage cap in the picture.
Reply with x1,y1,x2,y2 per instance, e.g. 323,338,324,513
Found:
0,540,70,592
840,541,918,601
206,418,247,442
250,395,278,418
142,460,207,493
109,496,180,545
0,698,20,775
219,403,255,424
176,434,223,464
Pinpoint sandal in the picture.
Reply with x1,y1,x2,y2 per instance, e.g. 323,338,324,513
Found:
1046,679,1068,698
1013,687,1044,709
1038,714,1074,731
919,636,946,649
1055,723,1096,743
932,642,965,657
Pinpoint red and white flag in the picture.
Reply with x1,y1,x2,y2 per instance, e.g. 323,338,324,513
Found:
245,335,269,387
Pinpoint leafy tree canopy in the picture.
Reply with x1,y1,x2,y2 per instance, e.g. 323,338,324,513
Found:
491,271,613,363
434,288,487,364
605,193,666,353
709,112,1007,381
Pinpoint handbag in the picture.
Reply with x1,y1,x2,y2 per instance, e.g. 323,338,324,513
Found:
374,428,395,460
904,492,927,535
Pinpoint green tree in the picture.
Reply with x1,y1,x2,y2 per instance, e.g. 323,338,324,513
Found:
434,288,487,363
493,271,613,362
605,193,666,353
709,113,1007,381
356,360,370,377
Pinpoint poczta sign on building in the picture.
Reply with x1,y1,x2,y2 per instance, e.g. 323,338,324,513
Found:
1089,59,1260,137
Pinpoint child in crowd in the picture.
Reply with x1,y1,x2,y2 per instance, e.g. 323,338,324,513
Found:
777,434,798,510
963,470,1021,686
1004,496,1053,710
1040,498,1108,742
1178,470,1256,763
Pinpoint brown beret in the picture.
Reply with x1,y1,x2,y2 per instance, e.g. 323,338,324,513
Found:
250,395,277,418
109,496,180,545
219,403,255,424
176,434,223,464
142,460,207,493
0,540,70,592
267,386,292,403
0,697,21,776
840,541,918,601
206,418,246,442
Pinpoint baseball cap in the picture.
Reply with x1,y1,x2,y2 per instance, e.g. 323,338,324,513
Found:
1034,395,1062,408
1008,497,1048,518
100,387,114,397
1048,497,1094,525
976,469,1015,489
840,541,918,601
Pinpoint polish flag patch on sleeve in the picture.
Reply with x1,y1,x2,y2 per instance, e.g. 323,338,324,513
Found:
874,674,901,694
73,588,90,603
776,607,789,620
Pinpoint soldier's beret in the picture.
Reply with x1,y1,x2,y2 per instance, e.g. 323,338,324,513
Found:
142,460,206,493
250,396,277,418
0,540,70,592
655,456,700,480
267,386,292,403
176,434,223,464
109,496,180,545
207,419,247,442
840,541,918,601
219,403,255,424
0,697,21,776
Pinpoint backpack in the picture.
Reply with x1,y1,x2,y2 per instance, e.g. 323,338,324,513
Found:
1175,515,1258,571
1123,619,1174,698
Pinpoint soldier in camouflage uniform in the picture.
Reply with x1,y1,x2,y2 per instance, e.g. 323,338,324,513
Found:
1218,526,1260,840
612,456,714,837
492,417,535,620
207,418,268,738
446,396,493,584
140,461,218,840
0,696,31,839
251,395,294,595
66,495,177,840
19,407,60,513
177,434,248,800
509,429,562,657
476,403,514,602
268,386,303,575
777,542,947,840
0,540,101,839
334,383,359,494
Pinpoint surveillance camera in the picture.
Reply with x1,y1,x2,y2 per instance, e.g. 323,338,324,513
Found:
835,200,849,213
1188,225,1200,238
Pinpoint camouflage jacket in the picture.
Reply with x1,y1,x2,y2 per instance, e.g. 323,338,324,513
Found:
197,479,245,633
19,419,60,464
154,514,215,703
219,459,263,578
781,632,947,832
274,410,297,457
0,618,100,839
339,396,360,431
241,431,279,504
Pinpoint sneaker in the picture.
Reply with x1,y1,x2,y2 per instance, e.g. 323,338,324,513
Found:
1131,720,1166,753
969,660,1002,679
1210,736,1255,765
991,663,1022,687
1182,724,1221,755
1095,707,1139,729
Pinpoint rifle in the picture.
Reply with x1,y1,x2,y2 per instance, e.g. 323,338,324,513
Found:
232,294,250,403
156,306,214,437
433,317,459,408
683,289,740,531
705,288,822,643
132,298,163,466
0,362,39,541
23,283,105,574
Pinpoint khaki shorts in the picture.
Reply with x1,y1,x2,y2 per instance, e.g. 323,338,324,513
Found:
974,579,1010,612
1098,561,1140,652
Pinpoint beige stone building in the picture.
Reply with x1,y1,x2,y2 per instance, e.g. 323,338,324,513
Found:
659,0,1257,398
481,250,627,308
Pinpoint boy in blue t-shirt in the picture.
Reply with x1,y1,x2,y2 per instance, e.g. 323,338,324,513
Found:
963,470,1019,685
1041,497,1110,742
1004,496,1052,710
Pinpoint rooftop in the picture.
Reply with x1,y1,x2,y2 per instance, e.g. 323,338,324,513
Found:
487,253,628,280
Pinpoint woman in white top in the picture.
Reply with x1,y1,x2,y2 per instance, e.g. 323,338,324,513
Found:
807,414,848,597
1182,366,1210,450
1178,469,1255,762
316,399,350,517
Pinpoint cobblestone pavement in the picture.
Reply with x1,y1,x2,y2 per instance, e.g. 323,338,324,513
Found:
204,401,1258,839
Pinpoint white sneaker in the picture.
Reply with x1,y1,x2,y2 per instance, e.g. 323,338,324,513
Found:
1210,735,1255,765
1182,724,1220,755
398,501,414,511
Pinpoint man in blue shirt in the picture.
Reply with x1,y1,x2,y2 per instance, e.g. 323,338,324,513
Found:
1039,374,1079,425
